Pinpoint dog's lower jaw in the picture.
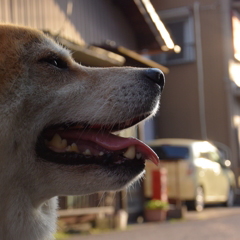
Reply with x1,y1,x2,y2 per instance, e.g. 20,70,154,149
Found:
0,191,58,240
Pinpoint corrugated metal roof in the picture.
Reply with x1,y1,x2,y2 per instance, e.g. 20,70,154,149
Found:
0,0,138,49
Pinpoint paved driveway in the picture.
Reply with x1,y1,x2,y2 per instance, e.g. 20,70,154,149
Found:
64,206,240,240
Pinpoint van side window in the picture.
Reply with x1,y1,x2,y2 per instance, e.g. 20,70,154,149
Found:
152,146,189,159
208,151,221,163
198,152,209,159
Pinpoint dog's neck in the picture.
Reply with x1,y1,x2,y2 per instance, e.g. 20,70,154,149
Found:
0,145,58,239
0,184,58,240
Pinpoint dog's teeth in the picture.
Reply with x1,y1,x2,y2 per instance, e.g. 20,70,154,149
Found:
48,134,67,149
123,146,135,159
83,149,92,156
48,134,63,148
62,139,67,148
66,143,79,153
71,143,79,153
136,153,142,159
66,146,72,152
99,152,104,156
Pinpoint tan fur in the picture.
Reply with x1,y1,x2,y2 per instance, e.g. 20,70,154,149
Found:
0,24,162,240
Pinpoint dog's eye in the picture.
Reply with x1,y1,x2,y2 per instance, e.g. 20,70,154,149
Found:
41,57,68,69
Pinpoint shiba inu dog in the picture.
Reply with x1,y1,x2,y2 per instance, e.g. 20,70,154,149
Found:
0,24,164,239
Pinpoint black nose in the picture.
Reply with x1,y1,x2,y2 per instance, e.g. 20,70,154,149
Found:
144,68,165,91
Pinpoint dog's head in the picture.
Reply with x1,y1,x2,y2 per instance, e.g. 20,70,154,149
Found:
0,24,164,203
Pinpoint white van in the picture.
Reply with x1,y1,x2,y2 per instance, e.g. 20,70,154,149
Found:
146,139,236,211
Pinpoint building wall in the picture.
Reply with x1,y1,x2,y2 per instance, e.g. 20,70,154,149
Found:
200,0,229,144
0,0,137,49
152,0,230,146
154,62,202,140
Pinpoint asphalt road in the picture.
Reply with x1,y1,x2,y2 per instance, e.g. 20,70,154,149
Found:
66,206,240,240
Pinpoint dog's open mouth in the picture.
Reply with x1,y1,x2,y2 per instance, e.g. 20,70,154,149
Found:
35,116,159,167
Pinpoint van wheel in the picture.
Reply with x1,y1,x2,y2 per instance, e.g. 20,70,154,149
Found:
186,186,204,212
224,187,235,207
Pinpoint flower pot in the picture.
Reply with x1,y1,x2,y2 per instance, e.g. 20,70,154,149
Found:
144,209,167,222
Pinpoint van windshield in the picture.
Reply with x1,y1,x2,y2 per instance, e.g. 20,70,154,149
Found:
151,145,190,160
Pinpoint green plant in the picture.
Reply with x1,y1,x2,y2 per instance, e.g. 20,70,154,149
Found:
145,199,169,210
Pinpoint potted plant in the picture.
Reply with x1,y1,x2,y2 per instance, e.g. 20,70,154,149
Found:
144,199,169,222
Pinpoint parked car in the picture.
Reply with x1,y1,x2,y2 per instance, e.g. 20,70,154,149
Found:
146,139,236,212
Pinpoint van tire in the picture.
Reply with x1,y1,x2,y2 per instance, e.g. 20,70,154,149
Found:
223,187,235,207
186,186,204,212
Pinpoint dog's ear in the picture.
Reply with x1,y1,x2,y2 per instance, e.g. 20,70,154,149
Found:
0,25,14,90
0,24,41,88
0,26,20,89
0,25,11,63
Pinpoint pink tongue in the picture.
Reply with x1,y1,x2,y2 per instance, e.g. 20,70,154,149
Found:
56,129,159,166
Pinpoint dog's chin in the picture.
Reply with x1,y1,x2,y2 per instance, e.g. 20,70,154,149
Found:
89,169,146,194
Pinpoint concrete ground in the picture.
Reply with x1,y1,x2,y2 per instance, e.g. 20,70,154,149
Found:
62,206,240,240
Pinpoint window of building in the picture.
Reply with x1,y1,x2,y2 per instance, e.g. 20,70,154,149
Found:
151,7,195,65
232,10,240,61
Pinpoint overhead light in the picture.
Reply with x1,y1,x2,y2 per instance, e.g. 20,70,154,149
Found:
161,45,169,52
174,45,181,53
141,0,175,50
